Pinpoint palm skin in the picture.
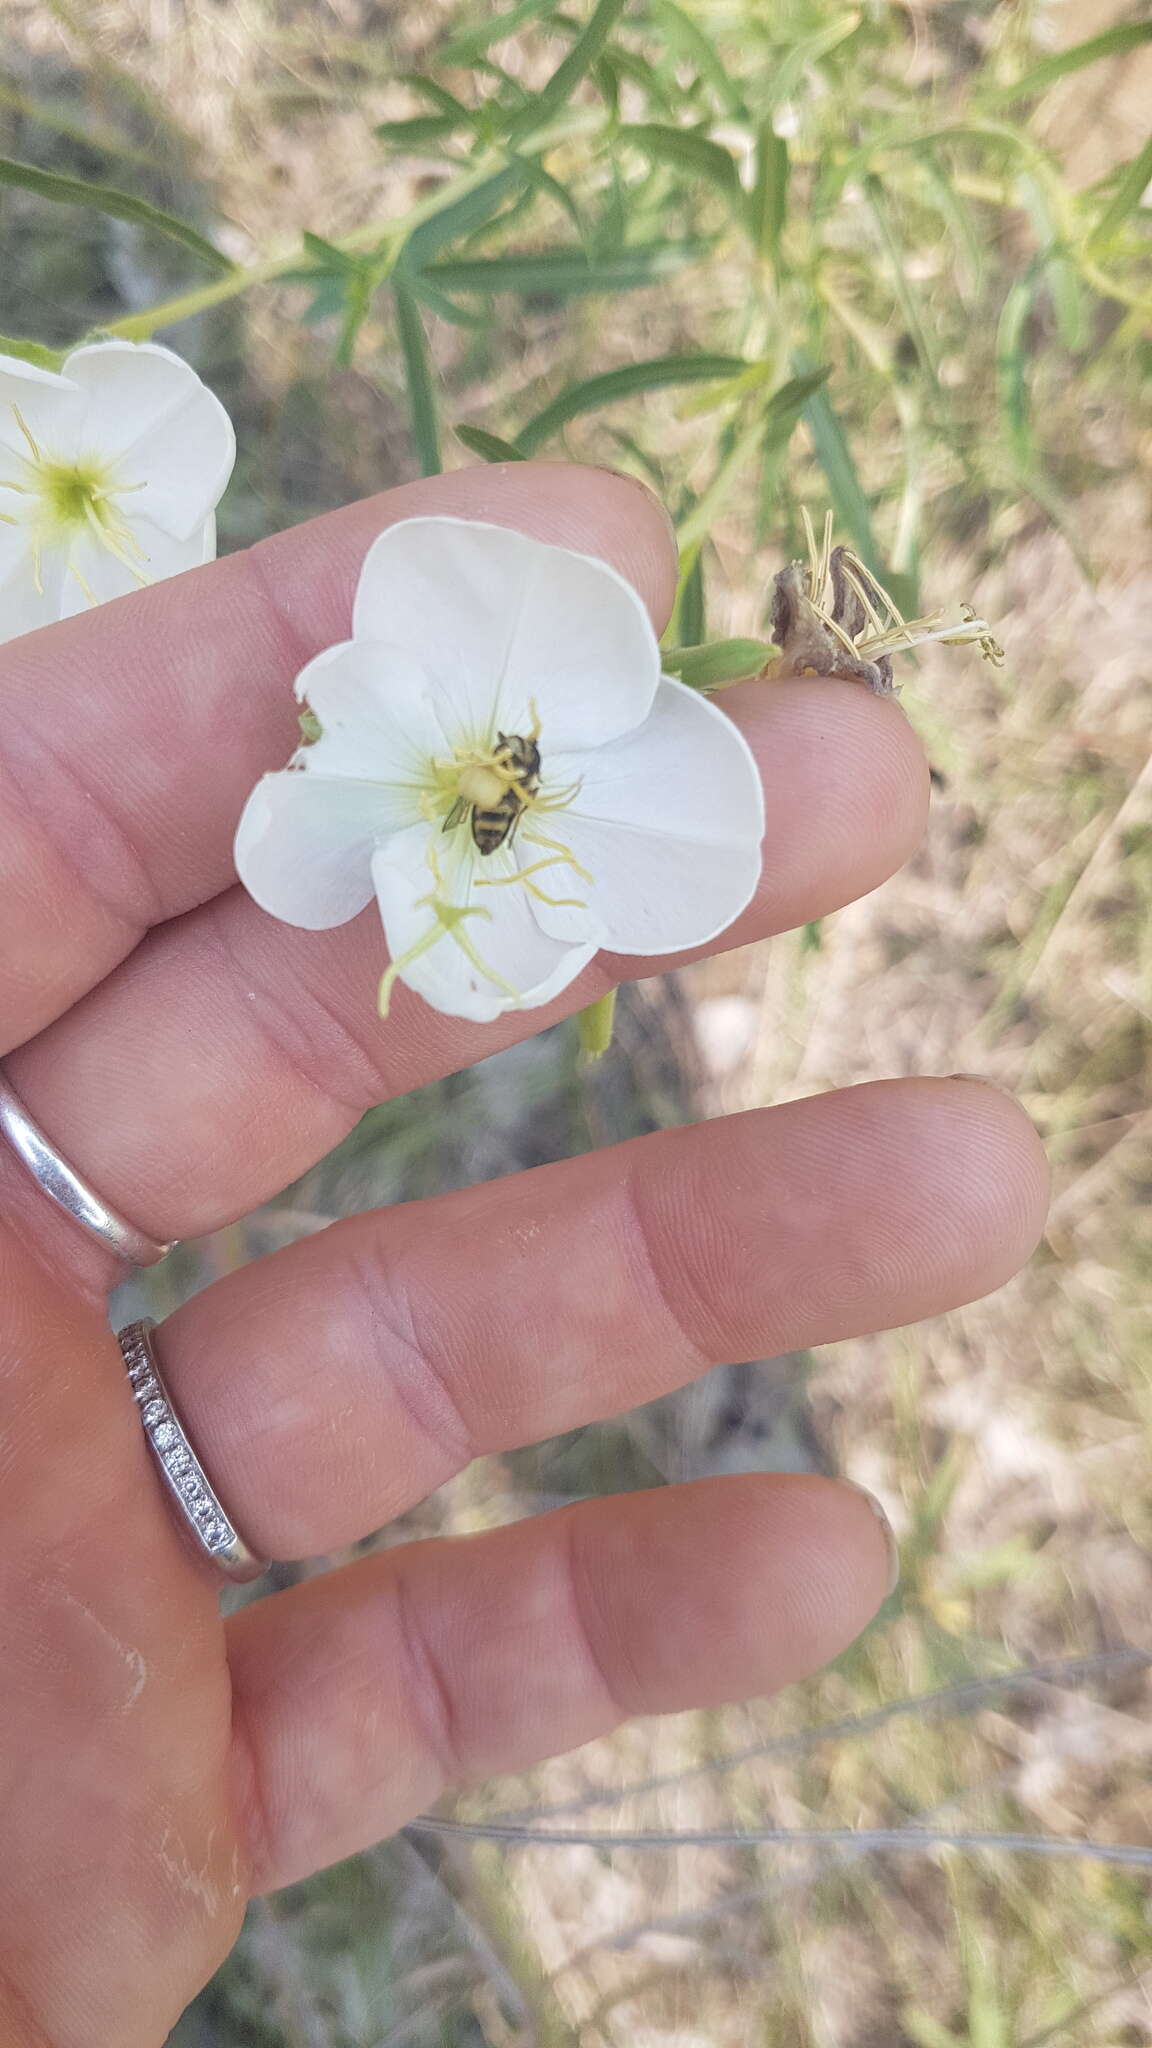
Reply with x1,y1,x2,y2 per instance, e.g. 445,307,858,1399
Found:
0,464,1048,2045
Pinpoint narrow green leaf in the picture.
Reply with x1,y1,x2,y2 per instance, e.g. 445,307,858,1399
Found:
398,74,474,118
376,114,463,146
516,351,746,454
750,126,789,259
1087,134,1152,254
662,639,772,688
455,424,528,461
762,366,831,436
301,229,361,272
863,173,940,388
619,123,742,206
651,0,747,118
984,21,1152,105
393,276,442,476
409,271,487,327
794,352,884,576
403,165,524,270
0,155,232,271
509,152,584,236
427,242,704,295
0,333,64,370
506,0,628,145
440,0,557,65
677,551,706,647
996,269,1038,472
767,13,861,107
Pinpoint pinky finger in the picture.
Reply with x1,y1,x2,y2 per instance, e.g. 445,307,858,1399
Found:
226,1474,896,1893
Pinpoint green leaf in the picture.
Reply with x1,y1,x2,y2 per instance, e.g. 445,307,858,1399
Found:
455,424,528,461
409,271,487,327
505,0,628,146
766,13,862,107
761,366,831,438
516,351,746,454
426,242,704,295
650,0,747,118
1087,134,1152,254
398,74,474,119
440,0,558,65
300,229,361,273
619,123,742,206
662,639,772,689
984,21,1152,105
376,114,464,146
996,268,1038,472
0,156,232,271
677,550,706,647
393,276,442,476
794,351,884,578
403,165,524,270
749,126,789,259
0,333,64,370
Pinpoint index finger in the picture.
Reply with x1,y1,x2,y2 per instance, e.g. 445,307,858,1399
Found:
0,463,678,1054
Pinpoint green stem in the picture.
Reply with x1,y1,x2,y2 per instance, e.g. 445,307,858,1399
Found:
102,112,600,342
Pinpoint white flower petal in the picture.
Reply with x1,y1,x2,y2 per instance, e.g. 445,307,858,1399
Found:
532,677,764,955
293,638,450,784
0,533,69,643
352,517,661,750
234,771,410,930
372,823,597,1022
0,353,84,466
55,517,214,617
62,342,235,540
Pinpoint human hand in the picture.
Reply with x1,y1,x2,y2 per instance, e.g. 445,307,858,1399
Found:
0,465,1048,2046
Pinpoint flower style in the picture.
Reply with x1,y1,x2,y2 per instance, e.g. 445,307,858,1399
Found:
0,339,235,642
234,517,765,1024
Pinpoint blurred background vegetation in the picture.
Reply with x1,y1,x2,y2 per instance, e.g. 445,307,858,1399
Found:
3,0,1152,2038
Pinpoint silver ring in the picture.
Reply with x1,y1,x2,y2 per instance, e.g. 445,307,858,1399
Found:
117,1320,268,1583
0,1072,173,1267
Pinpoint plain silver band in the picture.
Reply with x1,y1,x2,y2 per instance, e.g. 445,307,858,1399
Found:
0,1073,173,1267
118,1320,268,1583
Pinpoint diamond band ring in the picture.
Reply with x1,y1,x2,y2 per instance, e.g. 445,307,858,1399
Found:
0,1072,173,1267
117,1320,268,1583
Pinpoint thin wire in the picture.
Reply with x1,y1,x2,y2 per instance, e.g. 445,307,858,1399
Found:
407,1818,1152,1869
495,1648,1152,1823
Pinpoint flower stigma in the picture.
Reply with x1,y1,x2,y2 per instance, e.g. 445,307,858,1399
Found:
0,404,150,602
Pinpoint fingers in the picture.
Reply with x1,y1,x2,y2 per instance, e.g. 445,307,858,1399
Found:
227,1474,895,1892
156,1079,1047,1558
2,677,928,1276
0,463,678,1053
0,1225,245,2048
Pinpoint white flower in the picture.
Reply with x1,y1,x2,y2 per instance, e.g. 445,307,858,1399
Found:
234,517,765,1024
0,339,235,641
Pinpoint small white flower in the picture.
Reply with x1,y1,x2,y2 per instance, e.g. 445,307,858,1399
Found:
235,517,765,1024
0,339,235,641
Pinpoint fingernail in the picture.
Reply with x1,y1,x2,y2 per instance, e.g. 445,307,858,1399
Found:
947,1071,1017,1099
842,1480,901,1597
591,466,679,553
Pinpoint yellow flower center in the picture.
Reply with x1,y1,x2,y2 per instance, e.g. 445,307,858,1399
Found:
0,405,150,602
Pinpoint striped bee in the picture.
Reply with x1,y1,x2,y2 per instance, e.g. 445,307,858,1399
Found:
444,731,542,855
